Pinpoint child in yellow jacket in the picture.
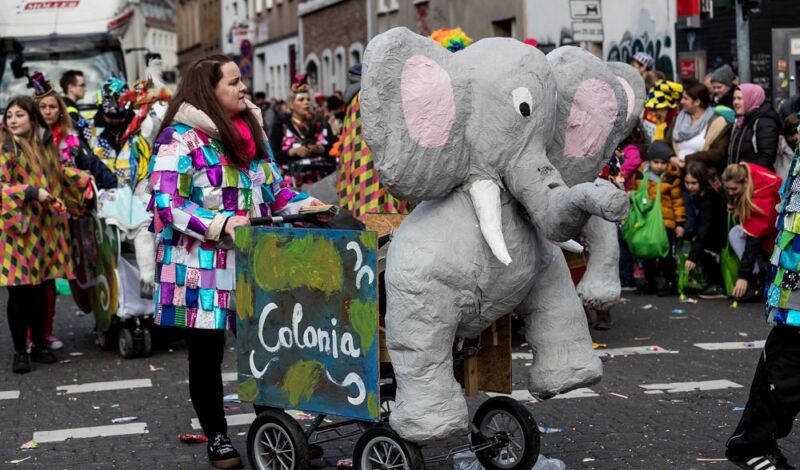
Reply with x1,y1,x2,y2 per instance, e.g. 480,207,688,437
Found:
631,141,686,296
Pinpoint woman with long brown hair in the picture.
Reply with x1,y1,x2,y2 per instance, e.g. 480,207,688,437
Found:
0,96,92,373
721,162,781,300
149,55,324,468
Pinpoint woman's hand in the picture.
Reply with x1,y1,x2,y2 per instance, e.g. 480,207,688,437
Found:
37,188,53,203
675,226,685,238
289,146,311,158
732,278,748,299
308,143,325,156
224,215,250,242
685,259,696,272
304,198,333,222
670,156,684,168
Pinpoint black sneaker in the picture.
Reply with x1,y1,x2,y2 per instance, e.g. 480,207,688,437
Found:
12,352,30,374
728,448,796,470
621,278,637,291
657,282,676,297
207,434,242,469
30,347,57,364
698,285,727,300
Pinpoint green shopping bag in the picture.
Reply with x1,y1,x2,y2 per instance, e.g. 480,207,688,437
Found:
721,215,740,297
676,240,707,296
622,171,670,259
55,278,72,296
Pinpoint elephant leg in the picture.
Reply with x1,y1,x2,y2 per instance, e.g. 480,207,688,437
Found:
577,212,621,311
385,278,468,442
518,244,602,399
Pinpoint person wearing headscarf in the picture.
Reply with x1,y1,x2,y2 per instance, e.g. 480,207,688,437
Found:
728,83,782,172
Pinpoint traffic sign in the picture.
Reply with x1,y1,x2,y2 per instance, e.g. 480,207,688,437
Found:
240,39,253,58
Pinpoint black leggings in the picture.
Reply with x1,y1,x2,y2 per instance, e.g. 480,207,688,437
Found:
185,327,227,438
6,281,51,352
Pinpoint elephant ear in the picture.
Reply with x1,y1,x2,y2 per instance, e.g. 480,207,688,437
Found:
545,46,628,187
361,27,469,201
606,62,647,137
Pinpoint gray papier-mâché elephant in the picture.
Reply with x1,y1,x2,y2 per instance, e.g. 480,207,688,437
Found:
360,27,645,442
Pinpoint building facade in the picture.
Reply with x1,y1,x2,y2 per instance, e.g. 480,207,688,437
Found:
253,0,300,100
368,0,526,42
142,0,178,82
299,0,368,95
176,0,222,76
675,0,800,102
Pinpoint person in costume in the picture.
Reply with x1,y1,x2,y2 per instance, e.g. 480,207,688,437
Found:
0,96,93,373
725,142,800,470
270,73,335,188
31,72,117,189
29,71,116,352
642,79,683,142
148,55,325,468
722,161,781,301
92,77,135,180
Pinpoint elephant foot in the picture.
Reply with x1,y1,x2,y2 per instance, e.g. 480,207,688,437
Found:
526,342,602,400
388,392,469,442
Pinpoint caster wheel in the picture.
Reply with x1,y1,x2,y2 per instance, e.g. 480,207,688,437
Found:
247,409,310,470
96,326,116,351
140,327,153,357
471,396,539,470
118,328,136,359
353,426,424,470
379,383,396,421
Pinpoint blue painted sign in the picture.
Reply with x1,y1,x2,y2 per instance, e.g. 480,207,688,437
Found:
235,227,380,421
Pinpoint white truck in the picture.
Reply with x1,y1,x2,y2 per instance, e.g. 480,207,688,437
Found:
0,0,151,111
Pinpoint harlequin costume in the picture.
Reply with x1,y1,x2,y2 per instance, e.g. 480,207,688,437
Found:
336,65,411,222
149,101,310,330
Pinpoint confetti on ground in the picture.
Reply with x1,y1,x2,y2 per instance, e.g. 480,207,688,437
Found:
696,458,728,462
538,426,564,434
582,458,596,462
592,343,607,349
609,393,629,399
149,364,164,372
178,433,208,444
9,456,31,464
60,359,71,364
337,458,353,469
20,440,38,449
111,417,138,424
642,304,653,309
633,337,651,341
733,407,745,412
738,332,748,337
69,352,84,356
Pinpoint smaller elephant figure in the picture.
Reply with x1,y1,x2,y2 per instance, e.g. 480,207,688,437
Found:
543,51,647,312
361,28,637,442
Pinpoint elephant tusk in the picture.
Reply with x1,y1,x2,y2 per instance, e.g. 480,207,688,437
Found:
554,239,584,253
469,180,512,266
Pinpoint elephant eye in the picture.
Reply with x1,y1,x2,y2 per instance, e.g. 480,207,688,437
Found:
512,87,533,118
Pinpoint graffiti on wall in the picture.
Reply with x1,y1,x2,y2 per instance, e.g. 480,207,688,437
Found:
605,8,674,78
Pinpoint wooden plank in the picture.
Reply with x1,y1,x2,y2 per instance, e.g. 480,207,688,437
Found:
476,314,512,394
463,356,480,397
364,214,407,239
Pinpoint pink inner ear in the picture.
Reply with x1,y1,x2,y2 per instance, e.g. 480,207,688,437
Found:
564,79,619,158
617,76,635,120
401,55,455,149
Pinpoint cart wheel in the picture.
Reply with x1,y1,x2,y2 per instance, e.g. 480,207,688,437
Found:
96,326,116,351
471,397,539,470
247,409,310,470
379,384,396,420
353,426,424,470
118,328,137,359
140,326,153,358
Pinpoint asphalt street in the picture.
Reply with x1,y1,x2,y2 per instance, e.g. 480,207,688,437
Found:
0,289,796,469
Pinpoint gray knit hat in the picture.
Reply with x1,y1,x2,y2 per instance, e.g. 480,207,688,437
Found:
646,141,672,162
710,64,735,87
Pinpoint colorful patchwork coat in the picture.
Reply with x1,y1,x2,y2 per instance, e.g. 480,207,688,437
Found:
149,102,309,331
0,132,92,286
767,150,800,327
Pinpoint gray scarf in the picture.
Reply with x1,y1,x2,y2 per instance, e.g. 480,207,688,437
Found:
673,107,715,142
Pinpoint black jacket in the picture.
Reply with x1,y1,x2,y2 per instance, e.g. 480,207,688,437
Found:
688,190,727,262
728,102,782,172
713,88,735,109
69,138,117,189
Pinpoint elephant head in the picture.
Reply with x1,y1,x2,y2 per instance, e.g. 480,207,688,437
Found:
361,28,629,265
545,47,646,186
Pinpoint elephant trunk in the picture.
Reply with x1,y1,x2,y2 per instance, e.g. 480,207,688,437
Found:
505,152,629,243
469,180,512,265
